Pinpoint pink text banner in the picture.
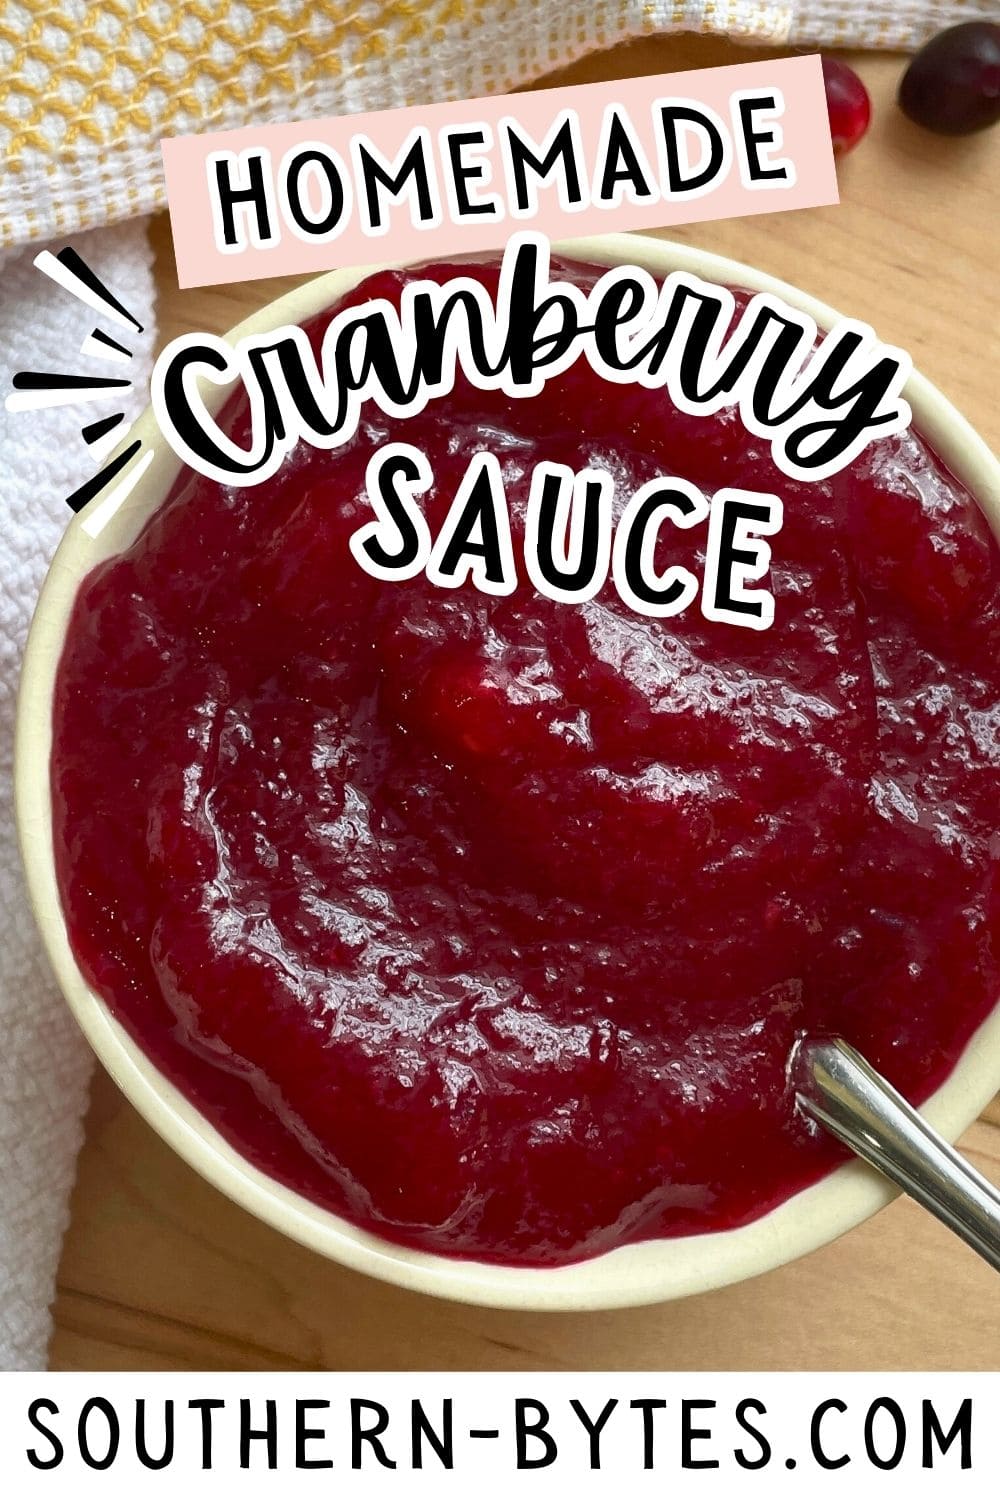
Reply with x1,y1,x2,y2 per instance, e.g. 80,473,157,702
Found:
161,55,837,289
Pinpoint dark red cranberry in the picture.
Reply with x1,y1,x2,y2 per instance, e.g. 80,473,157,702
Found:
899,22,1000,135
822,56,872,154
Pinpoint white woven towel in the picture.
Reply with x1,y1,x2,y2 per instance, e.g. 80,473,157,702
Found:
0,222,156,1369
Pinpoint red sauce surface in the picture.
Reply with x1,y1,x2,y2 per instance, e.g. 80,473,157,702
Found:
51,259,1000,1265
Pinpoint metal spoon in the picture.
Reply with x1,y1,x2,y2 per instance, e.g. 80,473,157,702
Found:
791,1037,1000,1272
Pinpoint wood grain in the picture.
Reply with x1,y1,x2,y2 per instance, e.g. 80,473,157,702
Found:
49,34,1000,1372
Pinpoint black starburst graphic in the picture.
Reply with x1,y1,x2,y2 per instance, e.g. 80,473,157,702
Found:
4,246,154,532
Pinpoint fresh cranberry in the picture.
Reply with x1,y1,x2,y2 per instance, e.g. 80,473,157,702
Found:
822,55,872,154
899,22,1000,135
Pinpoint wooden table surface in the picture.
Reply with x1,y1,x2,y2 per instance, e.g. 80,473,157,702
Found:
49,34,1000,1371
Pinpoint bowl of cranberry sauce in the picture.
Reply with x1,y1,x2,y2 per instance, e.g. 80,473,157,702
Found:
17,235,1000,1309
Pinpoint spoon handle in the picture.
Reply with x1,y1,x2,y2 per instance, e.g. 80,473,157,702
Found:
793,1037,1000,1273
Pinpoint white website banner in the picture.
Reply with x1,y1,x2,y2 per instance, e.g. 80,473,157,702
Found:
0,1372,995,1495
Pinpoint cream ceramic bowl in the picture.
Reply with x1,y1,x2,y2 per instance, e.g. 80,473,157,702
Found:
16,233,1000,1311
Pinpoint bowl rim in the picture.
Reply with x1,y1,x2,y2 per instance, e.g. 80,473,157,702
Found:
15,231,1000,1312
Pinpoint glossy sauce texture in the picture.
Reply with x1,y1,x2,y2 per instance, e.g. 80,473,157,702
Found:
52,259,1000,1264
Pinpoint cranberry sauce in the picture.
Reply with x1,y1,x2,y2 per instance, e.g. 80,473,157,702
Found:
51,259,1000,1265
